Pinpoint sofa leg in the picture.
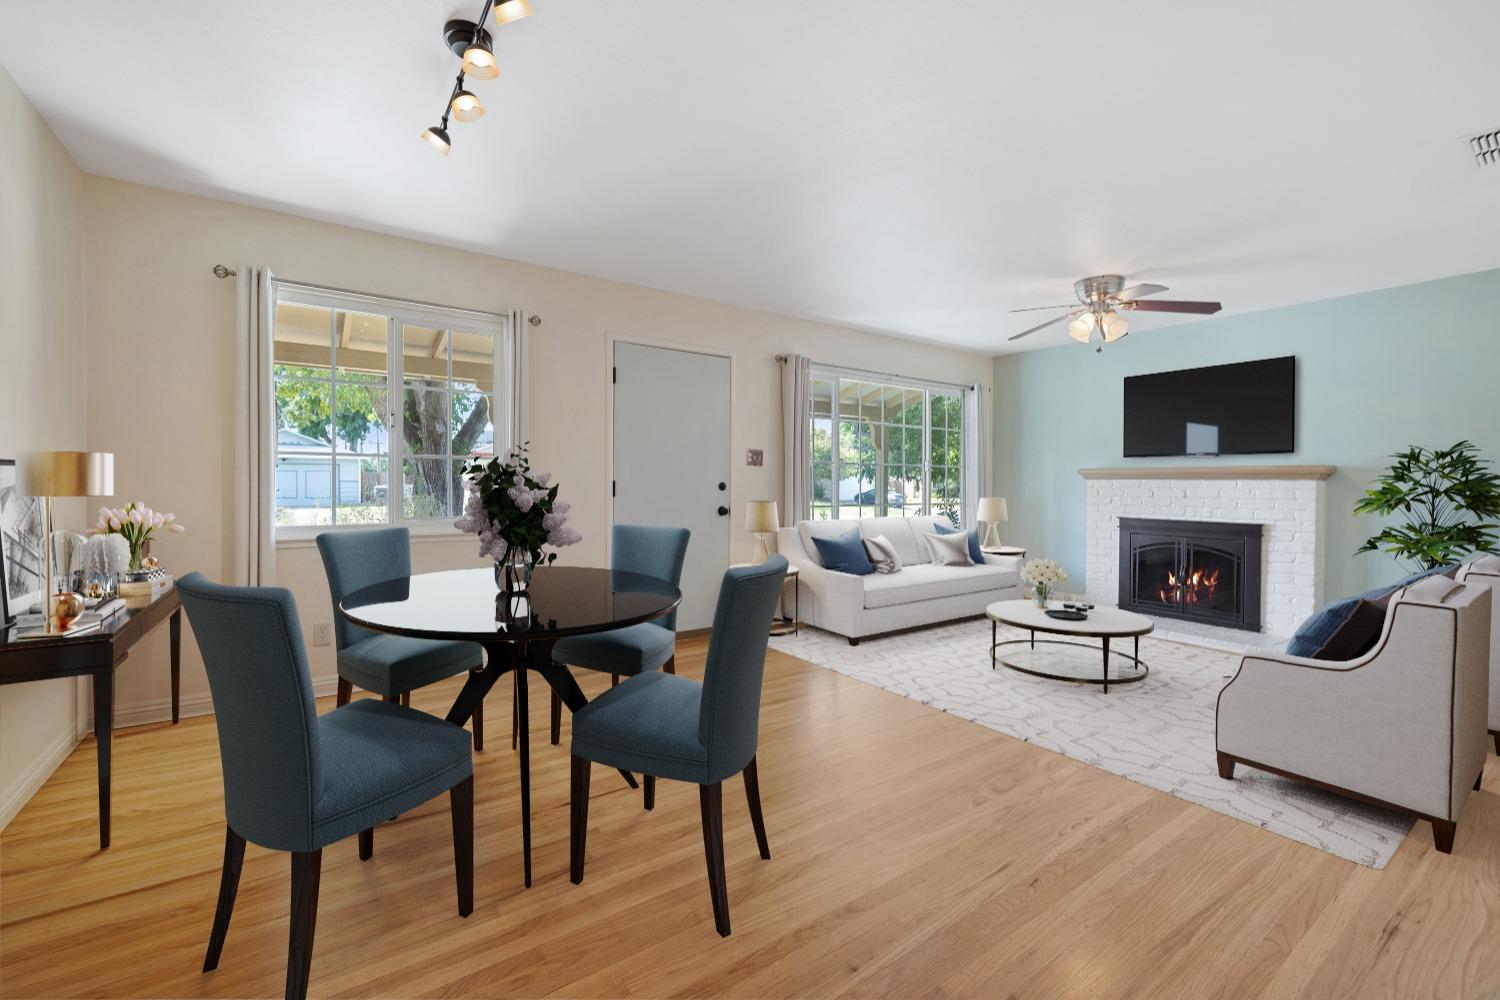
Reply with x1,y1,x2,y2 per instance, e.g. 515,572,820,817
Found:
1216,752,1235,780
848,637,860,647
1493,731,1499,756
1475,770,1484,792
1431,819,1456,854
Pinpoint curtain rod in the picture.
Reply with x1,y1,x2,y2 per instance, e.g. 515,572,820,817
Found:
212,265,237,278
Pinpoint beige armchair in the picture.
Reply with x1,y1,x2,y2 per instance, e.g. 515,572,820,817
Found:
1455,554,1500,755
1215,577,1491,854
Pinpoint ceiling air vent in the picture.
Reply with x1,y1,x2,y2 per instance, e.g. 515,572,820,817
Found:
1472,128,1500,168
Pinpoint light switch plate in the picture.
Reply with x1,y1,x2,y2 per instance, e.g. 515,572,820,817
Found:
746,448,764,467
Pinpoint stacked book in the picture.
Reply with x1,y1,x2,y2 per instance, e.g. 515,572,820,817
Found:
119,570,173,608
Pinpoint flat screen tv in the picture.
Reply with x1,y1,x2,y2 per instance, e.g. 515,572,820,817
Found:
1123,356,1295,458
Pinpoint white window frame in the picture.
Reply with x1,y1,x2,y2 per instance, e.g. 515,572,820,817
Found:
271,281,515,541
808,365,970,524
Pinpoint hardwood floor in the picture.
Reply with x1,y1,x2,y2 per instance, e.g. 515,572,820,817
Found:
2,636,1497,998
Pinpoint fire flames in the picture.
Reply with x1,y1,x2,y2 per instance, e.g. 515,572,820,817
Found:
1159,566,1221,606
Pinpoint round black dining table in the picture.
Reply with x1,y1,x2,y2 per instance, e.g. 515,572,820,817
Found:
339,565,681,887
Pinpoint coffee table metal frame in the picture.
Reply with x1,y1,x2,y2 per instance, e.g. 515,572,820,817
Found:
989,614,1149,694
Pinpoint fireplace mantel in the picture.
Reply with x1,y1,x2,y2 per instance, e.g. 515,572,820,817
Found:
1078,465,1336,481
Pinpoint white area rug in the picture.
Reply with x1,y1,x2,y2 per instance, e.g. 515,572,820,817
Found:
770,620,1414,868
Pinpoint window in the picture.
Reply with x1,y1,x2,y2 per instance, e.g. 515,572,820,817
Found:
271,284,513,534
808,369,967,524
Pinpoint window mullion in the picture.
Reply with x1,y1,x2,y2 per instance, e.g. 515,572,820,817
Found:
922,389,932,518
830,377,840,520
390,317,402,525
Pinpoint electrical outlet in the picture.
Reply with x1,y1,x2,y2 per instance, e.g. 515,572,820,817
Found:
313,623,332,647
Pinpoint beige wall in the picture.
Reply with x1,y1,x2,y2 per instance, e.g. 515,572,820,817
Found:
0,64,88,826
81,176,993,727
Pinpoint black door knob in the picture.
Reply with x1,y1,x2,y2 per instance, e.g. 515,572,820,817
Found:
717,482,727,491
717,506,730,516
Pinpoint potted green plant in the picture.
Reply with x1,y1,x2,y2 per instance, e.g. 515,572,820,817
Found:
1354,440,1500,570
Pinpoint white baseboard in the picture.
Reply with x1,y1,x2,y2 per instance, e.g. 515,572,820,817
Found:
0,725,82,832
107,675,344,731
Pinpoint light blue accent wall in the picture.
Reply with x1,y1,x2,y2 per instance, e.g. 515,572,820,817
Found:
992,268,1500,601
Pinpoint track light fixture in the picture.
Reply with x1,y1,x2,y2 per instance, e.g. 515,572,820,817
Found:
423,0,532,156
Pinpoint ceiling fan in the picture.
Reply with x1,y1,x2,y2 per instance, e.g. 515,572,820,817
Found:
1008,275,1222,352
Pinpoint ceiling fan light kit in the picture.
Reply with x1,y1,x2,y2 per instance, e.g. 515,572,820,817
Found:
421,1,531,156
1009,274,1220,352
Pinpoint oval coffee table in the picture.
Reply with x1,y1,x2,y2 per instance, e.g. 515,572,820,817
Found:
986,600,1152,693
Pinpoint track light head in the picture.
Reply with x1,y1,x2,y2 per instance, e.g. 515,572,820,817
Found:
462,38,499,79
493,0,533,25
421,125,452,155
450,89,485,123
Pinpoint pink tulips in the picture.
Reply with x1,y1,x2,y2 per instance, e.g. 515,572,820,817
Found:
89,502,185,572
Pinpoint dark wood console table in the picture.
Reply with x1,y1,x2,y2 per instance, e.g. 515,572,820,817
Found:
0,587,181,849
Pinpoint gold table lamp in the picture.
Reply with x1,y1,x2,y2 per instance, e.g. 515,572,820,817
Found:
17,451,115,633
744,500,780,563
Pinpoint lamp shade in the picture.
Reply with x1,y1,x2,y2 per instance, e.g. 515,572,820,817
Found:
744,500,780,533
976,496,1008,523
493,0,534,25
17,451,115,497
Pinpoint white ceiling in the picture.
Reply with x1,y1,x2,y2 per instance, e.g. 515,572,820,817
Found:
4,0,1499,353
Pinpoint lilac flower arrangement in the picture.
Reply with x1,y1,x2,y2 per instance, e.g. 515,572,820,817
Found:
455,443,581,566
88,502,186,572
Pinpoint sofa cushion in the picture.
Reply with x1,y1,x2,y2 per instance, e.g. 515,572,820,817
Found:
856,517,924,566
934,522,985,564
863,534,903,574
862,562,1019,609
811,529,875,575
798,519,862,567
924,530,974,566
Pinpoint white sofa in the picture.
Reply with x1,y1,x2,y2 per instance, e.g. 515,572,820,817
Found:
1215,576,1491,854
775,515,1023,644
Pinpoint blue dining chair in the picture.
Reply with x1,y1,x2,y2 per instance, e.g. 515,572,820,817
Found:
177,573,475,1000
568,556,787,937
317,528,486,750
546,523,691,748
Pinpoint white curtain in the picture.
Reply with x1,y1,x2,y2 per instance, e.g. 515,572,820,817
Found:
962,382,992,529
509,309,529,448
233,267,276,586
780,354,811,526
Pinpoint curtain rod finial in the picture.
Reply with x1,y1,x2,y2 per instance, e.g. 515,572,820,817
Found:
213,264,237,279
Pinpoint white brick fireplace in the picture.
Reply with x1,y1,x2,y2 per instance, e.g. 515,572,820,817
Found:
1080,466,1335,639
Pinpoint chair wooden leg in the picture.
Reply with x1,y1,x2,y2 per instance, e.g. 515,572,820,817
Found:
570,756,591,884
358,828,373,860
1432,819,1457,854
611,673,620,688
1493,731,1499,756
385,693,400,704
400,691,411,708
335,678,352,707
699,782,731,937
663,655,676,675
550,690,562,746
202,825,246,973
644,775,656,811
450,775,474,917
1216,752,1235,779
286,849,322,1000
743,757,771,860
471,685,484,752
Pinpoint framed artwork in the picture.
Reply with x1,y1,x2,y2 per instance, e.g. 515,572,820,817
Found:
1,458,46,627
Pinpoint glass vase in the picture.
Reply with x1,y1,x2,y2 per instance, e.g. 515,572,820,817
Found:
495,547,536,594
1033,582,1049,609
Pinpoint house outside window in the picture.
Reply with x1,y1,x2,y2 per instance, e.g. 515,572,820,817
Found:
809,369,967,524
270,283,514,536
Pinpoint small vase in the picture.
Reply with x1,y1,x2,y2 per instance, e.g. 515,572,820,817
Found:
1033,583,1049,609
495,548,536,594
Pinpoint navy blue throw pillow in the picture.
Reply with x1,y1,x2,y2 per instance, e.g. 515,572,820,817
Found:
811,529,875,575
934,521,985,565
1285,564,1454,657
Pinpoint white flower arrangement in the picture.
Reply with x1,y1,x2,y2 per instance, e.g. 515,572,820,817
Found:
1020,558,1068,587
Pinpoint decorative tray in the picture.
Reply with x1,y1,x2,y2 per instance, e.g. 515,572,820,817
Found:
1044,609,1088,621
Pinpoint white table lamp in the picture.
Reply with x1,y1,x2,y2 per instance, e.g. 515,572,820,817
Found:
977,496,1008,548
744,500,780,563
17,451,115,632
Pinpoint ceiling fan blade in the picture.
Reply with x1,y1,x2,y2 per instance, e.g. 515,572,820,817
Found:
1126,299,1222,315
1009,304,1077,313
1008,311,1078,341
1116,283,1168,301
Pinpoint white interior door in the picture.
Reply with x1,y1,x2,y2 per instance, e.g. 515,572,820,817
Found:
613,342,731,630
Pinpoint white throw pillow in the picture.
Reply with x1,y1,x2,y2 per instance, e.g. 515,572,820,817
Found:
924,530,973,566
864,534,903,574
